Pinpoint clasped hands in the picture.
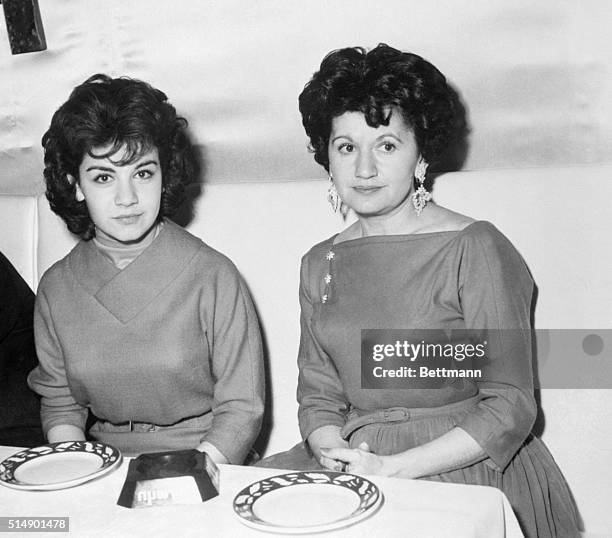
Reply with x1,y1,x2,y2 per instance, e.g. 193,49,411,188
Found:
320,442,392,476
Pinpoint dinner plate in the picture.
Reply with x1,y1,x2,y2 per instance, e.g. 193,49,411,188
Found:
233,471,383,534
0,441,122,491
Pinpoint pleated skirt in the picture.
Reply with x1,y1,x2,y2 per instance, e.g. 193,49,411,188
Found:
257,398,581,538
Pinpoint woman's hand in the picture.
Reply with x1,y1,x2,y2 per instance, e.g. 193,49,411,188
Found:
307,425,349,471
196,441,229,464
319,450,349,472
320,442,394,476
47,424,86,443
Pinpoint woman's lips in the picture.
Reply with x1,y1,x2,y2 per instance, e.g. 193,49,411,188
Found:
353,186,384,193
114,213,142,224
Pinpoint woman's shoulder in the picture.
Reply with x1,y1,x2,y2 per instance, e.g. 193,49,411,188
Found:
455,220,519,253
302,219,368,260
165,222,242,276
302,233,337,262
426,205,516,250
454,220,532,286
332,221,362,244
38,240,88,290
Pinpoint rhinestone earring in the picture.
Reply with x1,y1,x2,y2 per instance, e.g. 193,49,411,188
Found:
412,157,431,216
327,175,340,213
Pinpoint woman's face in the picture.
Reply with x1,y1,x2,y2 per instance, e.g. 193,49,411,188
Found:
74,144,162,244
328,110,420,219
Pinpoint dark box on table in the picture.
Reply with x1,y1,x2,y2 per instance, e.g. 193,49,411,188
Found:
117,449,219,508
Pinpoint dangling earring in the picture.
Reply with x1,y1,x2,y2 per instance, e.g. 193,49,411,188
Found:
411,156,431,216
327,173,349,218
327,174,340,213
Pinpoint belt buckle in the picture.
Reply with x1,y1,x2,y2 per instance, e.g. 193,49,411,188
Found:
129,420,157,432
386,408,410,421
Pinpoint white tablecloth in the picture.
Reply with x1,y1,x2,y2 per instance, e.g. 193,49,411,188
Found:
0,446,523,537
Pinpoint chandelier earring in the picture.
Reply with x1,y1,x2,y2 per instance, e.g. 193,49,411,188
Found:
327,174,340,213
327,173,349,218
411,157,431,216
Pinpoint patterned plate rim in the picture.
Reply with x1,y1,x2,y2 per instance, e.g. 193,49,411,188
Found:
0,441,122,491
233,471,383,533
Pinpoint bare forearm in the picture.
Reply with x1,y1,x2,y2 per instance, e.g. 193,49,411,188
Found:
387,427,487,478
321,427,486,478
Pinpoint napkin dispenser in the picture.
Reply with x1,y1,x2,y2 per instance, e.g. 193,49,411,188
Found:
117,449,219,508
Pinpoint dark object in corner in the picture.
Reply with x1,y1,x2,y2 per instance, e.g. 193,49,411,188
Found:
2,0,46,54
0,251,44,448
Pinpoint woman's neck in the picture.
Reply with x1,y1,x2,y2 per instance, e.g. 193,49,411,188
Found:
93,221,162,269
358,199,435,237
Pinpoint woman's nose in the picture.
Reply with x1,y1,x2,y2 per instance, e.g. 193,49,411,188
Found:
356,151,377,179
115,178,138,206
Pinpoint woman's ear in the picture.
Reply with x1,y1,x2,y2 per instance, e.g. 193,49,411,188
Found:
68,174,85,202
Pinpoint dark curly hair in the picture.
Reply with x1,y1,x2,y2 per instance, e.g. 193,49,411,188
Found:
299,44,466,172
42,74,198,240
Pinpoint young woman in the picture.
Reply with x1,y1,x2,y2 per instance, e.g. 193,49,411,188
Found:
28,74,264,463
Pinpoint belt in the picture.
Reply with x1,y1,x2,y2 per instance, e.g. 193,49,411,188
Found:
341,407,411,440
98,419,160,433
340,395,481,440
95,411,213,434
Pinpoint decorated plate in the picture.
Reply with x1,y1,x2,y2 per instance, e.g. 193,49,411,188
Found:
233,471,383,534
0,441,122,491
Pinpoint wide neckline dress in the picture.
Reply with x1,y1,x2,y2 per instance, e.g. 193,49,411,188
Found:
296,221,580,538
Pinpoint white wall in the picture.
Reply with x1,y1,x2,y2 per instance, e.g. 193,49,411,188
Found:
1,1,612,194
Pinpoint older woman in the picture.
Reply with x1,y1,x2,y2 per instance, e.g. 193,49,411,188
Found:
262,44,579,537
28,74,264,463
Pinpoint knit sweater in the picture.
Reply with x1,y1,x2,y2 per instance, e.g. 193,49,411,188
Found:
28,220,264,463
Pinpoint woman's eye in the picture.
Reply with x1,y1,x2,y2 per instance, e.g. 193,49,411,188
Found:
135,169,153,179
93,174,112,184
338,143,354,154
381,142,396,152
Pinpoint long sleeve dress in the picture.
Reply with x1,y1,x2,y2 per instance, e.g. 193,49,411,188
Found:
295,221,579,538
27,220,265,463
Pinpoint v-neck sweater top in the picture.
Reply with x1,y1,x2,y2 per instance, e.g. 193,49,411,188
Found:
297,221,537,470
28,220,264,463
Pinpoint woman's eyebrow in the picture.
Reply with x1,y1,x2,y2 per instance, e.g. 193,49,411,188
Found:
85,165,115,172
376,133,402,142
330,132,404,144
135,159,159,168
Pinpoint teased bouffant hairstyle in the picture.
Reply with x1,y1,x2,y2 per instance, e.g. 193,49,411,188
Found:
42,74,198,240
299,44,465,171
